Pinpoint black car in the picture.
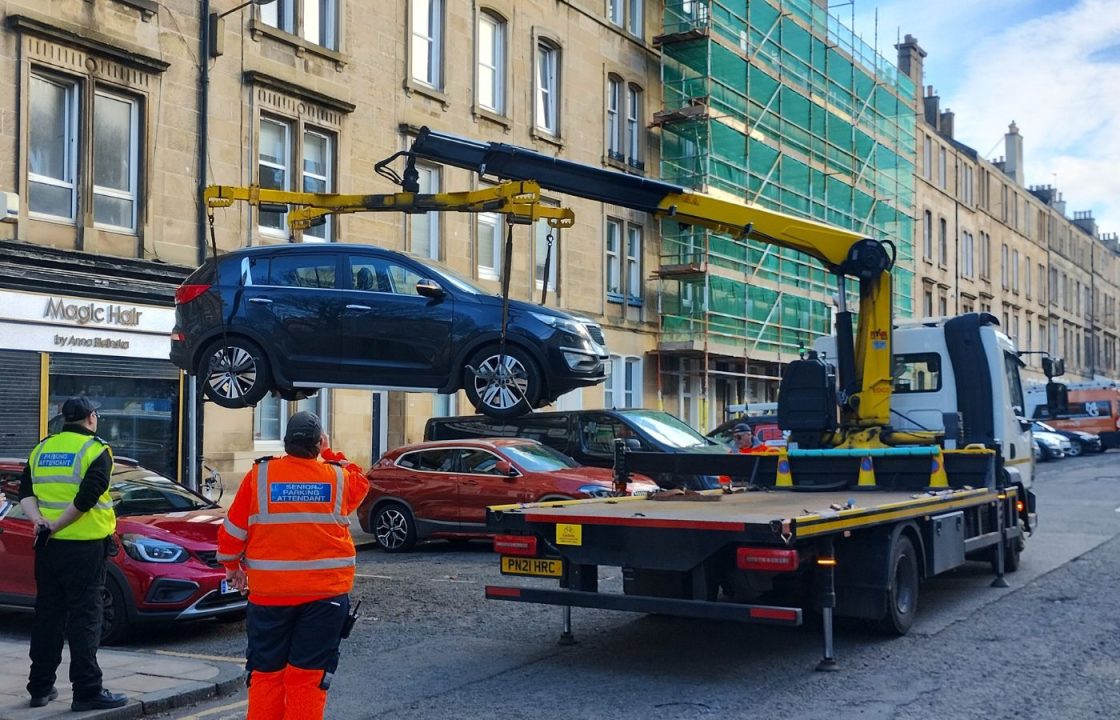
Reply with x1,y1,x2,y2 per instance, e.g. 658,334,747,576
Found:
170,244,608,418
1032,420,1102,456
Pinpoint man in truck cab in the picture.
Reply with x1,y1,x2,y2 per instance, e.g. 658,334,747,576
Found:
729,423,765,453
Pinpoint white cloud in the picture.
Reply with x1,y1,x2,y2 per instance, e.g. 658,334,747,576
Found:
852,0,1120,234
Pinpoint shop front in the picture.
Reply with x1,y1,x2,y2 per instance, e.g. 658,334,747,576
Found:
0,289,183,481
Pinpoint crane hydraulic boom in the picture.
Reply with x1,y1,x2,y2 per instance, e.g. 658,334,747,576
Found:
407,127,896,436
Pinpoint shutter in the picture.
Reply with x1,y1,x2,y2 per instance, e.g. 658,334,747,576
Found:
49,354,179,380
0,350,42,457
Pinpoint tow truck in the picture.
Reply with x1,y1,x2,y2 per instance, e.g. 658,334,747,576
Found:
202,128,1062,667
393,128,1061,668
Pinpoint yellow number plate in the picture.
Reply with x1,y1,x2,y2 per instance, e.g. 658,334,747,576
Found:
500,556,563,578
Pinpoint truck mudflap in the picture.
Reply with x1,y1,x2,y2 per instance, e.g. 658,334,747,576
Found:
484,586,803,626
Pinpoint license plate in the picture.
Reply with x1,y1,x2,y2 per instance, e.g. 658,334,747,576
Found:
500,556,563,578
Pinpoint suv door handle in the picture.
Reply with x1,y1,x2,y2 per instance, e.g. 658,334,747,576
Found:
248,298,273,304
346,304,371,311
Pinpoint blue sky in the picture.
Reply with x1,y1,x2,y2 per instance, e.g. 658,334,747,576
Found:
849,0,1120,236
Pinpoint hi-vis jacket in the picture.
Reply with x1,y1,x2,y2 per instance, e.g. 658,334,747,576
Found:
217,450,369,604
29,431,116,540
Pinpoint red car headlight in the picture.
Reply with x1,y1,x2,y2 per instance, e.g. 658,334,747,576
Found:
121,534,189,563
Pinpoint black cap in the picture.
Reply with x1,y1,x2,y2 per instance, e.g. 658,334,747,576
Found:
732,422,753,434
284,411,322,444
61,396,100,422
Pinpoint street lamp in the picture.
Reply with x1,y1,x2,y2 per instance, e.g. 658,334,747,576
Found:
208,0,276,58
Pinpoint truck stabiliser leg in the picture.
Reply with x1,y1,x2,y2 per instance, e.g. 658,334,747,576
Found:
558,605,577,646
816,537,839,672
991,498,1010,589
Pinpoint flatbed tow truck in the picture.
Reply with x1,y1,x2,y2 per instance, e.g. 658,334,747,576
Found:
387,128,1061,668
200,128,1061,667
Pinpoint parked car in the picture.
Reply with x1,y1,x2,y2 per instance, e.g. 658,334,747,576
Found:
424,409,727,489
1032,420,1101,457
170,244,609,418
357,438,658,552
0,458,246,644
1031,428,1069,461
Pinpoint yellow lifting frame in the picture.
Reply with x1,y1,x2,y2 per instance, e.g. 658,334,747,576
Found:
202,181,575,232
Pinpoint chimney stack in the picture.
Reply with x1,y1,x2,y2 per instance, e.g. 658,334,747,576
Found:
895,34,927,93
940,109,954,139
1073,210,1098,238
1003,121,1024,185
923,86,940,130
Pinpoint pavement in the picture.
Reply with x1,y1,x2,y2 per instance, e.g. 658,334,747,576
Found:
0,641,245,720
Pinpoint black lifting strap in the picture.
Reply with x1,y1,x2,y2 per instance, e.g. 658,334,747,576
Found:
539,231,554,306
498,219,515,361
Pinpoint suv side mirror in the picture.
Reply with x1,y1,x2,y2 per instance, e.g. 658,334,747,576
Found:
1046,381,1069,417
495,460,517,477
416,278,444,298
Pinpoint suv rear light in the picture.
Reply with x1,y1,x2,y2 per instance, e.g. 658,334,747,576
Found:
736,547,799,572
175,284,211,305
493,535,537,556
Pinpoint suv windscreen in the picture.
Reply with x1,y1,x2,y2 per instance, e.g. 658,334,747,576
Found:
626,411,710,449
502,443,579,471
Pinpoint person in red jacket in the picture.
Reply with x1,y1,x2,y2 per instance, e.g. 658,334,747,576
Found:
217,411,369,720
729,422,765,453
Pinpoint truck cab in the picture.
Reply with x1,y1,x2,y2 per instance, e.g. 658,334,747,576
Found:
816,313,1034,490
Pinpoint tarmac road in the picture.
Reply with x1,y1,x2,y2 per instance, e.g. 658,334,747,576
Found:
3,453,1117,720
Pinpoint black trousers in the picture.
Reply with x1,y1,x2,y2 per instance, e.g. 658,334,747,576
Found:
27,537,108,700
246,595,349,677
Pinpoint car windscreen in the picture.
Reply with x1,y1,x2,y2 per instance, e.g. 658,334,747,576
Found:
110,471,218,515
501,443,580,472
626,411,710,449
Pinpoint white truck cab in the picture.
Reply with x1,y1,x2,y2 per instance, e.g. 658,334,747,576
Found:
815,313,1034,489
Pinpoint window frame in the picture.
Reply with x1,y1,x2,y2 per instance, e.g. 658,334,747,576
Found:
606,217,622,298
259,0,340,51
476,209,503,281
892,352,943,394
300,127,335,242
411,0,443,89
410,161,441,259
535,40,560,136
626,83,643,169
625,222,642,305
91,89,141,233
258,115,293,236
28,71,81,224
476,10,506,114
606,75,622,161
534,216,559,293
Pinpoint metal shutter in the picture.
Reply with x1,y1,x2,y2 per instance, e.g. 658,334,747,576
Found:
49,354,179,380
0,350,42,457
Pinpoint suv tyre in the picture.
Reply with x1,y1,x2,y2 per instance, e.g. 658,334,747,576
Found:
198,337,272,408
465,345,542,419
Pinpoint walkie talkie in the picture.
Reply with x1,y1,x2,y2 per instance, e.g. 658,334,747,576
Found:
33,525,50,550
341,600,361,639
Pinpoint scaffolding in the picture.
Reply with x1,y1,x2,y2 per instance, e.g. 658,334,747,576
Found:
653,0,917,429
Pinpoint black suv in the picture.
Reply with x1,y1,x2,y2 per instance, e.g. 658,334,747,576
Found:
170,244,608,418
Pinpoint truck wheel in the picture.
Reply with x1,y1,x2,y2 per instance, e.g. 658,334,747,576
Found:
464,345,542,419
373,503,416,553
991,536,1023,574
198,337,272,408
872,534,919,636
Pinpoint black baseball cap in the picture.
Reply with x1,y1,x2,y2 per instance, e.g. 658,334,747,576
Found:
284,411,323,443
61,396,101,422
732,422,753,434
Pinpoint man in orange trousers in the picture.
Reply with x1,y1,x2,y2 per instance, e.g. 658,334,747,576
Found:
218,411,369,719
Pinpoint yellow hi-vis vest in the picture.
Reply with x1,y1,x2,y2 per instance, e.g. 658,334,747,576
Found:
29,431,116,540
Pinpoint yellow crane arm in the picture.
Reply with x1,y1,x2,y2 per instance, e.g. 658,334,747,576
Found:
202,181,575,231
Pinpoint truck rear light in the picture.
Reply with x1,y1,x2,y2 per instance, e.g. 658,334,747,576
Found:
737,547,799,572
749,607,799,622
175,284,211,305
1015,499,1025,513
170,331,185,342
493,535,537,556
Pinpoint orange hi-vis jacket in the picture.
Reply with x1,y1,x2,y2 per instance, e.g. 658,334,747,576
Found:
217,451,369,605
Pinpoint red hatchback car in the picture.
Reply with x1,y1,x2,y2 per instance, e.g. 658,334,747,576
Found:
0,458,246,644
358,438,658,552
